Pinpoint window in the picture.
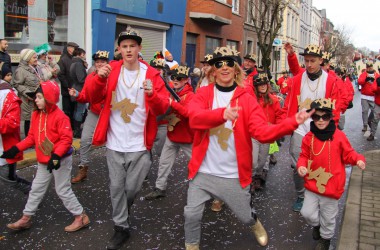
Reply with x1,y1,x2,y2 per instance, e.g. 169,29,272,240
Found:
227,40,238,51
232,0,239,14
206,36,221,54
4,0,69,45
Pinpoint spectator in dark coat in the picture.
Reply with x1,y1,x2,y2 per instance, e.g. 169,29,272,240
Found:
57,42,79,122
69,48,87,138
0,39,12,70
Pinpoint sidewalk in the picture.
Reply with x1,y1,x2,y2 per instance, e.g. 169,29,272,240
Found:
338,150,380,250
16,139,81,169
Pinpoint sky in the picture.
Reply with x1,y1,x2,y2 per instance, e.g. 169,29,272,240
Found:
313,0,380,53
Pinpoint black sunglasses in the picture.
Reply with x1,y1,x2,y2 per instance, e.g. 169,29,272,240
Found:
311,113,331,122
170,75,184,81
214,60,235,69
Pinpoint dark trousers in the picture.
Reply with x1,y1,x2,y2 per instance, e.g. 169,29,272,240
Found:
24,120,30,137
62,95,75,121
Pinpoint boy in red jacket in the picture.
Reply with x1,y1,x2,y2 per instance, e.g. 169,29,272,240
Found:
1,80,90,233
0,68,32,194
297,98,365,250
145,65,194,200
358,61,378,133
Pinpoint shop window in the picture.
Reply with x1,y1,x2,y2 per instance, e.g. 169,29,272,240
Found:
4,0,68,46
205,37,221,55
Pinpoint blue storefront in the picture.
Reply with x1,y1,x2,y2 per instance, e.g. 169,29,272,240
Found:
92,0,186,62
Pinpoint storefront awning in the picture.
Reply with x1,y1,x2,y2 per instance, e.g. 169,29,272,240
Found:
189,12,231,25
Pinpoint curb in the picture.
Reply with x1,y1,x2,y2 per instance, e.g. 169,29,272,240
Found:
337,149,380,250
16,139,81,169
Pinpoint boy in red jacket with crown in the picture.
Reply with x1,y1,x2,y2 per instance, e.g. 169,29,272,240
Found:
297,98,365,250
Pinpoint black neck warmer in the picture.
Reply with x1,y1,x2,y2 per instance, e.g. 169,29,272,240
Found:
245,68,253,76
310,120,336,141
215,82,237,92
307,69,322,81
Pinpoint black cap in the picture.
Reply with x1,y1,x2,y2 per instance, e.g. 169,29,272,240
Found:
308,98,335,113
200,54,213,63
254,73,270,86
92,50,110,61
117,26,142,45
172,65,190,78
243,53,257,63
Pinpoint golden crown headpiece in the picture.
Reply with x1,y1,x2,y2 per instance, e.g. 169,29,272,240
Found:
311,98,336,111
244,53,257,61
301,44,322,57
322,51,332,61
203,54,213,62
118,25,142,44
150,58,166,68
175,65,190,77
254,73,270,85
213,45,240,57
366,61,374,67
93,50,109,60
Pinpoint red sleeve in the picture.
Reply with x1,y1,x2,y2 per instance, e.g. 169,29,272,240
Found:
247,98,299,144
0,93,21,134
86,74,107,104
358,72,367,85
188,87,226,130
145,73,170,116
288,53,302,76
52,115,73,157
336,78,350,113
171,92,194,118
273,98,283,124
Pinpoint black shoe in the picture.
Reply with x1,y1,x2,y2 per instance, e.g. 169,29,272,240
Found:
269,155,277,166
315,238,330,250
362,125,368,132
106,226,130,250
367,134,375,141
312,226,321,240
145,188,166,200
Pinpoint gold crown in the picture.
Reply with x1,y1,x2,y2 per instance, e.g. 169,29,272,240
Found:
120,25,141,37
322,51,331,60
214,45,240,57
305,44,322,54
152,58,166,67
246,53,257,61
176,66,190,76
96,50,109,59
204,54,213,62
314,98,336,110
258,73,268,79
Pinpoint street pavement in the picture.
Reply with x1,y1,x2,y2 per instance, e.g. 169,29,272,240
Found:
0,88,379,249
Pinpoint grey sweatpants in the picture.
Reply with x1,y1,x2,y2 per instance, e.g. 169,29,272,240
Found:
361,99,375,127
370,104,380,135
184,173,255,245
106,149,151,228
289,132,305,198
301,190,339,239
152,124,167,157
23,156,83,216
79,110,99,166
155,137,192,190
252,139,270,176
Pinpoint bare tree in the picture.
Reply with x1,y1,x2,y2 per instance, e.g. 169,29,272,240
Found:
248,0,292,72
329,25,355,67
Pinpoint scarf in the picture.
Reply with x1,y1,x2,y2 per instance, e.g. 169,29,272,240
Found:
310,120,336,141
307,69,322,81
215,82,237,92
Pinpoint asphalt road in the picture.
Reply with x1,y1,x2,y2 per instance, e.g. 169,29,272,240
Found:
1,87,379,249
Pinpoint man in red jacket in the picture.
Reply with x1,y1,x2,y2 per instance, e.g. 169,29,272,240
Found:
184,46,313,249
358,61,378,134
86,27,169,250
369,76,380,141
282,43,340,212
145,65,194,200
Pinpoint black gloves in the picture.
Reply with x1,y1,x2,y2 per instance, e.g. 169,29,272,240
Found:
1,146,20,159
47,153,61,173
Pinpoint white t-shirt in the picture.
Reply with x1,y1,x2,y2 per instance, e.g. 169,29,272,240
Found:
295,70,327,136
0,89,11,166
106,62,148,152
198,86,238,178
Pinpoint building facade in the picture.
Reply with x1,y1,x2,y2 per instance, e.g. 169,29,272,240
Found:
182,0,244,69
1,0,87,64
92,0,187,62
